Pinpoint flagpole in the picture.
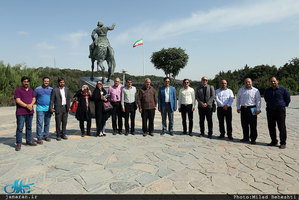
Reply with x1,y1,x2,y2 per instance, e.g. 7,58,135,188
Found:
142,44,145,76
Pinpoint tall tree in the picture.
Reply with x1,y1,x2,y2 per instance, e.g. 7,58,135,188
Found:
151,47,188,79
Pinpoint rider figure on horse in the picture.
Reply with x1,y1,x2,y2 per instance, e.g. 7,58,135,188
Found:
89,21,116,58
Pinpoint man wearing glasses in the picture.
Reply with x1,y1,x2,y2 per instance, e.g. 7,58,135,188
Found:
108,77,124,135
121,78,137,135
158,77,177,136
196,76,215,138
178,79,195,136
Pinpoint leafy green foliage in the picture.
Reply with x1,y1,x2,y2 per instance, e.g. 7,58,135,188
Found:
0,57,298,106
151,47,189,79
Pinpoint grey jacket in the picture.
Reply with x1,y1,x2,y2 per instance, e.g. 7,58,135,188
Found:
196,84,215,108
50,87,71,114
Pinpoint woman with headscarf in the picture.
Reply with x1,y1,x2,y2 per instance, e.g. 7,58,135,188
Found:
92,81,109,136
74,85,92,137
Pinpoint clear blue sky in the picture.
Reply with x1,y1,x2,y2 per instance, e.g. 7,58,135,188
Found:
1,0,299,81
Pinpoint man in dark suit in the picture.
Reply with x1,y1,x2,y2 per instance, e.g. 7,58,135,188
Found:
196,76,215,138
50,77,71,141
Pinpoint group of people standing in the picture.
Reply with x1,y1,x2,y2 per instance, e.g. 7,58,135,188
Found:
14,75,290,151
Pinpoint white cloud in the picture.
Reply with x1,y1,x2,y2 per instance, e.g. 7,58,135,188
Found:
113,0,299,43
36,42,56,50
62,31,89,48
18,31,29,35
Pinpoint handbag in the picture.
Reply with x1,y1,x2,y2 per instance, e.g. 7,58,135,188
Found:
103,101,113,112
71,100,79,113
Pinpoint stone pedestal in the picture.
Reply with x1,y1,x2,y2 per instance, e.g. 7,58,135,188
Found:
79,77,114,118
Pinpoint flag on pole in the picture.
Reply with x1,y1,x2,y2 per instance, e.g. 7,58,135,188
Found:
133,38,143,47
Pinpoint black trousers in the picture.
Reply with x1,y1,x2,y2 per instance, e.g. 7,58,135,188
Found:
111,101,123,132
198,106,213,135
181,104,193,133
142,109,155,133
55,105,68,137
217,107,232,137
240,106,257,141
79,119,91,134
124,103,136,133
266,107,287,145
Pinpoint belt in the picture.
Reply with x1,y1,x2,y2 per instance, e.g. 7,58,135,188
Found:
165,102,170,104
241,105,256,109
125,102,135,105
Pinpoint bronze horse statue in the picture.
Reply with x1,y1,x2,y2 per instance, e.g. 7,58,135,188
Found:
90,45,115,82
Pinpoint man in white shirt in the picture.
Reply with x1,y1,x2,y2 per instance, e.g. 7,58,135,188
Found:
50,78,71,141
215,80,234,140
121,78,137,135
178,79,195,136
236,78,261,144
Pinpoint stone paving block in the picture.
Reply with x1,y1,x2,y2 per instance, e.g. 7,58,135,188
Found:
147,178,174,193
131,163,158,174
47,178,87,194
110,181,139,194
114,169,143,180
84,181,107,192
162,148,185,157
104,161,133,169
249,182,277,193
80,169,113,185
136,173,159,186
156,167,173,178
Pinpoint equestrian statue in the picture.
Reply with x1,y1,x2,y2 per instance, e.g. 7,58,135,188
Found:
89,21,116,82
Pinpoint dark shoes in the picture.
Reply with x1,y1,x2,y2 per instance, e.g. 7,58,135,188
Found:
118,130,123,135
15,144,21,151
189,132,193,136
228,136,234,140
143,132,147,137
125,132,129,136
240,139,249,143
208,135,212,139
250,141,256,145
279,144,286,149
37,139,43,144
62,135,68,140
149,132,154,136
45,137,51,142
218,135,224,139
169,132,174,136
267,142,277,146
81,134,86,137
200,133,205,136
56,136,62,141
26,142,37,146
131,132,135,135
113,131,117,135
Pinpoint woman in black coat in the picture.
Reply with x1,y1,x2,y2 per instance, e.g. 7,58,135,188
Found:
92,81,109,136
74,85,92,137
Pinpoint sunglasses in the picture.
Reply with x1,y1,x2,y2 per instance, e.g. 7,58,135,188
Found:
202,79,208,81
184,82,189,84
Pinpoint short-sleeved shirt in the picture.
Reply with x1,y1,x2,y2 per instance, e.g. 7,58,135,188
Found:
34,85,53,111
14,87,35,115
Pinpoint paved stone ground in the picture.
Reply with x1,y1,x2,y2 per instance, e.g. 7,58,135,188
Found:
0,97,298,194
